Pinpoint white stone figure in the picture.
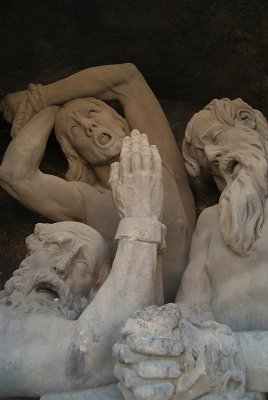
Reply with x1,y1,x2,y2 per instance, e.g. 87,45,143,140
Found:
0,131,166,398
114,98,268,400
0,64,195,302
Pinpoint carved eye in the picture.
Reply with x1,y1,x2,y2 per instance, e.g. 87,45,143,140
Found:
212,131,223,144
43,241,62,252
74,260,89,276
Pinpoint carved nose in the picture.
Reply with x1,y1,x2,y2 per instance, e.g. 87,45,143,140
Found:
51,265,60,274
204,145,222,162
85,120,99,137
51,262,66,277
87,120,98,130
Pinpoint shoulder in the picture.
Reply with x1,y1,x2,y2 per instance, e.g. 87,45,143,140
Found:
194,204,219,239
198,204,219,222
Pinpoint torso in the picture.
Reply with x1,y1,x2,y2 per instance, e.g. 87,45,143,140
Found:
84,166,194,302
0,307,74,395
204,204,268,331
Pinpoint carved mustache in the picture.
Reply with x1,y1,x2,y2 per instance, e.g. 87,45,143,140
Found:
25,272,72,309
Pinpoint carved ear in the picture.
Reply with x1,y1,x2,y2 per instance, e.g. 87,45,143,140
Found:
182,139,200,177
236,109,256,129
96,262,110,287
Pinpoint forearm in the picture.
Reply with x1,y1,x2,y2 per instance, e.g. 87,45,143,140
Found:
71,239,158,386
44,63,138,106
236,331,268,392
80,239,158,326
0,107,56,182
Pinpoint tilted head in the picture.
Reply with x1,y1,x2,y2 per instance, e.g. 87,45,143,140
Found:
182,98,268,256
2,221,109,319
55,97,130,183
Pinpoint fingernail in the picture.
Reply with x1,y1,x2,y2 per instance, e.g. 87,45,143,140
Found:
131,129,140,136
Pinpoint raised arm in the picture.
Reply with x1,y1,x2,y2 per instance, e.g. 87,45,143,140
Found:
2,64,185,177
70,131,165,385
45,64,181,172
0,132,166,397
0,106,93,222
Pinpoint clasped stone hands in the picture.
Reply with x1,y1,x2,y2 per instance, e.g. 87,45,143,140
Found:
113,303,246,400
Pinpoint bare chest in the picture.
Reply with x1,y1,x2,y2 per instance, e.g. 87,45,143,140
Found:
205,215,268,331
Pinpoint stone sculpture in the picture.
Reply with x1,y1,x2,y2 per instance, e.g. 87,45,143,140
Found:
114,98,268,399
0,131,166,398
0,63,195,302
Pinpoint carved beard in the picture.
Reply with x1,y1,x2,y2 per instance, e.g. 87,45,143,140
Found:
1,271,91,320
219,152,268,256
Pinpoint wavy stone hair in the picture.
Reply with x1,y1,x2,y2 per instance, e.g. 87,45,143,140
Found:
182,98,268,177
55,97,129,184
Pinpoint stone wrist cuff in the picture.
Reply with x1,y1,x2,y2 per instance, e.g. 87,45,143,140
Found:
115,217,167,252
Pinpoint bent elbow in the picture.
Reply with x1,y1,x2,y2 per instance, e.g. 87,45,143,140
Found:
121,63,143,83
0,164,28,190
121,62,138,73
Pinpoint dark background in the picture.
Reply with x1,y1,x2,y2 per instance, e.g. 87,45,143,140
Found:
0,0,267,286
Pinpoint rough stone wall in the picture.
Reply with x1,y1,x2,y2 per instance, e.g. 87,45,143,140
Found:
0,0,267,105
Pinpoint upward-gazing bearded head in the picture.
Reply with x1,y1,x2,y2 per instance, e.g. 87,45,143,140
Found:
1,222,109,319
182,98,268,256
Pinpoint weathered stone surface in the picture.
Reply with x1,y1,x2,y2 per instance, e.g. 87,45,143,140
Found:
1,0,267,287
0,132,169,397
0,65,196,302
114,99,268,399
41,384,123,400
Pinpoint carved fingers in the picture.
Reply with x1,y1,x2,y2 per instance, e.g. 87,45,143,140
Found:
109,130,163,219
120,135,131,180
109,162,120,191
126,335,184,357
114,358,179,400
114,304,247,400
113,304,185,400
119,130,154,177
1,91,25,122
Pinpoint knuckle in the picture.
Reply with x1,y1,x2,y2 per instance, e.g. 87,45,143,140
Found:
133,382,175,400
114,363,140,388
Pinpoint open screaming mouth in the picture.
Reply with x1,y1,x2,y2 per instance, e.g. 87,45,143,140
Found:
97,133,112,145
35,284,59,301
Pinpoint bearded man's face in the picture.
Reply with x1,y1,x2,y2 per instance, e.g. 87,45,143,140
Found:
2,225,101,320
191,115,268,256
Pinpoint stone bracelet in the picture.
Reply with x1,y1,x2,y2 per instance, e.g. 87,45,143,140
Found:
115,217,167,252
